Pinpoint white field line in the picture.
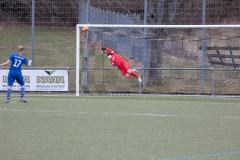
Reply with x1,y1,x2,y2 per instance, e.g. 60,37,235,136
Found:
0,97,240,106
0,108,240,119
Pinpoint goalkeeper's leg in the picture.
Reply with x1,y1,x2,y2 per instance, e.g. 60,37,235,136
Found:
125,69,142,83
127,69,139,78
121,62,142,82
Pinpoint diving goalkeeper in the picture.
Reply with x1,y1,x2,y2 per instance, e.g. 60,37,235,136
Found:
102,47,142,83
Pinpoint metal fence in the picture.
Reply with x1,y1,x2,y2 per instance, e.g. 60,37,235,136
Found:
82,67,240,96
1,67,239,96
1,0,240,95
79,2,142,25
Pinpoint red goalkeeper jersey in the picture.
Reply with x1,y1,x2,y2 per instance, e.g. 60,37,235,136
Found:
105,47,140,78
105,48,126,67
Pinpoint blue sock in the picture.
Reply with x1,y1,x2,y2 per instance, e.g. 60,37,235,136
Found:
7,89,11,99
20,87,25,98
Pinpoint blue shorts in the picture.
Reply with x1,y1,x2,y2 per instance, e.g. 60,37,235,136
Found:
8,70,25,86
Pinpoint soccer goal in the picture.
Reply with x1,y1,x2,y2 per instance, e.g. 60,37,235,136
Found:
76,24,240,96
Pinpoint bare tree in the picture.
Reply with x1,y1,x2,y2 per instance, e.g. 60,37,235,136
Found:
147,0,184,86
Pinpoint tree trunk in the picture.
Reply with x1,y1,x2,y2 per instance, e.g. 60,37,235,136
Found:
147,0,184,86
148,29,165,86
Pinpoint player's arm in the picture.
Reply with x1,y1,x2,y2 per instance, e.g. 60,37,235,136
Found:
27,60,32,67
105,48,114,54
110,60,115,66
23,58,32,67
0,60,10,67
102,47,114,54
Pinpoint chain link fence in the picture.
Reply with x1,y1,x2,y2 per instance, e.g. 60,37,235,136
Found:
79,26,240,95
1,0,240,95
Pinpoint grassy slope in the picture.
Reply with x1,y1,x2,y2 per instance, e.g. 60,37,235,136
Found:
0,28,76,67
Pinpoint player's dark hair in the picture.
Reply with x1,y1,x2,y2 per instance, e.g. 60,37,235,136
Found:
107,52,112,56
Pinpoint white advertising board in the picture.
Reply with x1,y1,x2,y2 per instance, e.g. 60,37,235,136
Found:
0,70,68,91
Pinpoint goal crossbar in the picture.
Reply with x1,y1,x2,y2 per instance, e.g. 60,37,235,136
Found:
77,24,240,28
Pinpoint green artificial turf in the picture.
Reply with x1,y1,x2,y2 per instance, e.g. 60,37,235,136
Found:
0,94,240,160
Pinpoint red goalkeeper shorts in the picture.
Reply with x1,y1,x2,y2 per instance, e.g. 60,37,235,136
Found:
118,61,130,75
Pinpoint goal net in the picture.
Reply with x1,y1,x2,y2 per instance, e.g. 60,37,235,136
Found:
76,24,240,96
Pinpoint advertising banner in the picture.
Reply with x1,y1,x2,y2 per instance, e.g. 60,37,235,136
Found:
0,70,68,91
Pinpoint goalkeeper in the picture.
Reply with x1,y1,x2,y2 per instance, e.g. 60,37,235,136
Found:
102,47,141,83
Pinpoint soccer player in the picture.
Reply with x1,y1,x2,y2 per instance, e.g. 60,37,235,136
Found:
0,46,32,103
102,47,142,83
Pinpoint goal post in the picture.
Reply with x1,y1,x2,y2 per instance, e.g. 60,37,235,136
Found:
76,24,240,96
